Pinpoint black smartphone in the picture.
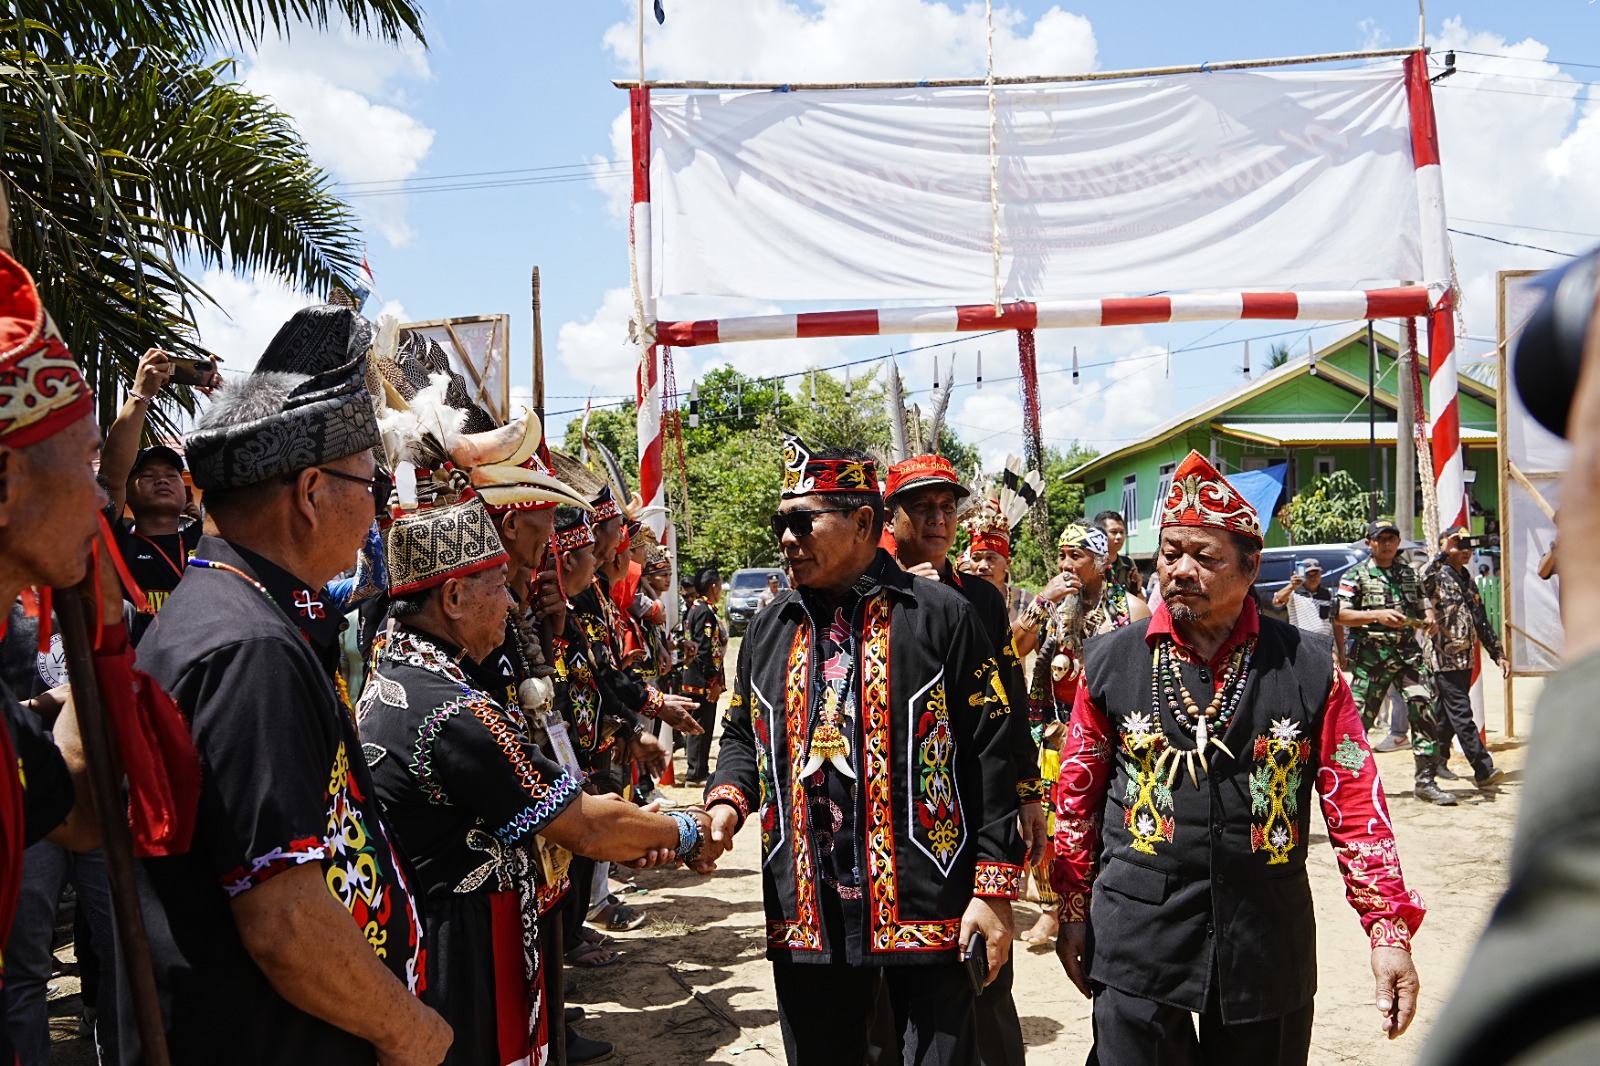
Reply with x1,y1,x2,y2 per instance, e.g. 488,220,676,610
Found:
168,356,218,387
964,932,988,996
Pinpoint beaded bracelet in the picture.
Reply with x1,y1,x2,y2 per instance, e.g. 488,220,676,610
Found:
1019,597,1051,632
667,810,702,861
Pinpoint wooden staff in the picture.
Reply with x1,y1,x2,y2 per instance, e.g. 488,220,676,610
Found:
53,579,172,1066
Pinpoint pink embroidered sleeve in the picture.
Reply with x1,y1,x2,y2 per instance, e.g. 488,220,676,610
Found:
1315,670,1427,951
1048,684,1114,922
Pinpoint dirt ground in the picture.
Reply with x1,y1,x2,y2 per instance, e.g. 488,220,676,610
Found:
46,653,1539,1065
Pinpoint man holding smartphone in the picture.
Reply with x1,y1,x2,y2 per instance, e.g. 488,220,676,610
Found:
1272,558,1347,670
99,349,213,640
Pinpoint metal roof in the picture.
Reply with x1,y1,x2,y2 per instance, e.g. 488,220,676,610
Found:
1213,420,1497,447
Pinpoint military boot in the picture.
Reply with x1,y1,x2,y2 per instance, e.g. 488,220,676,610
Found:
1414,756,1458,806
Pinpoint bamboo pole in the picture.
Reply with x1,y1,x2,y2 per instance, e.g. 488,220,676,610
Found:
531,267,546,415
613,46,1423,91
1496,272,1515,737
54,582,172,1066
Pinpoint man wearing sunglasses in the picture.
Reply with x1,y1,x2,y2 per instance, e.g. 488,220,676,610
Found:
883,454,1042,1066
703,434,1023,1065
129,305,452,1066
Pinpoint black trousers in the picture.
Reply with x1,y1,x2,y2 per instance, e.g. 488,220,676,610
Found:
865,956,1025,1066
774,956,979,1066
683,694,718,781
1087,984,1314,1066
1434,668,1495,780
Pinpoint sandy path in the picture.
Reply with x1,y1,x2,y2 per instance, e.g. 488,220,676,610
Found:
45,652,1535,1065
574,646,1538,1066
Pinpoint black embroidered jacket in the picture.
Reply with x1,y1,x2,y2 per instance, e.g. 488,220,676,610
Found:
706,551,1024,965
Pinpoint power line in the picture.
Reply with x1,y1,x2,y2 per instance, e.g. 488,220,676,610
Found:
1452,48,1600,72
335,160,622,189
343,168,628,198
1451,216,1600,241
1447,228,1578,256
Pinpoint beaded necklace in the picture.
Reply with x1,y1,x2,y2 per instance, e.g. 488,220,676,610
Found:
189,557,358,729
1148,635,1255,789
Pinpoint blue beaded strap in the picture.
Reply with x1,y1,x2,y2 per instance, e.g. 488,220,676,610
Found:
667,810,702,860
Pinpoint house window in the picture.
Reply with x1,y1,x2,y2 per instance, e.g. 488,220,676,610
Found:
1086,478,1105,496
1242,456,1270,472
1315,454,1335,478
1150,462,1176,531
1121,474,1139,535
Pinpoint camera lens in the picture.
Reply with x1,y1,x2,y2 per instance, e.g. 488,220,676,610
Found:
1513,248,1598,440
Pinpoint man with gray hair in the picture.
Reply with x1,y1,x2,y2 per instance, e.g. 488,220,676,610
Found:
127,305,451,1066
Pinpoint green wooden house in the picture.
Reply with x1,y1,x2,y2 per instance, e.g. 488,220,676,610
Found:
1065,329,1499,560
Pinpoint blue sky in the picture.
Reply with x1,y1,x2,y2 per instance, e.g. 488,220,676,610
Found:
190,1,1600,468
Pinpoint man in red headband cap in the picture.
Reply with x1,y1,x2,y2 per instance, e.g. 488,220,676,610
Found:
702,435,1023,1065
884,453,1043,1066
1050,450,1425,1065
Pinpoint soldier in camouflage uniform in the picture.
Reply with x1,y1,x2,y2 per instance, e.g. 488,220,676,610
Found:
1336,520,1456,806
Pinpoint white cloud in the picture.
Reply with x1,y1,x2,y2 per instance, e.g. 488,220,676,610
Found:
191,270,314,375
241,29,435,245
1428,19,1600,344
191,271,407,377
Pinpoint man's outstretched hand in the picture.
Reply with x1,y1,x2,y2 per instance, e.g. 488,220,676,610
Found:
656,693,705,735
687,803,741,874
1372,945,1420,1039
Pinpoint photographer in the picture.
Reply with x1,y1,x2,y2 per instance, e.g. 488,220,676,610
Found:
100,347,219,641
1271,557,1348,670
1421,527,1509,789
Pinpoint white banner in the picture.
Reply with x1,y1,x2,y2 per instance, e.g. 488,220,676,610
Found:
1501,272,1567,673
650,64,1429,304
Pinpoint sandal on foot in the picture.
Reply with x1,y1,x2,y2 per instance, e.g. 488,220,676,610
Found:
603,902,649,932
565,941,621,968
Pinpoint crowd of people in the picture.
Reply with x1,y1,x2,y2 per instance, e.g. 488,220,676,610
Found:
0,240,1574,1066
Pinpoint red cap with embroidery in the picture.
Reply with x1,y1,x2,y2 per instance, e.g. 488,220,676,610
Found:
1159,450,1262,545
883,454,971,505
0,251,93,447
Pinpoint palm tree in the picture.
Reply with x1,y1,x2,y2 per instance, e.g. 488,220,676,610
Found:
0,0,425,431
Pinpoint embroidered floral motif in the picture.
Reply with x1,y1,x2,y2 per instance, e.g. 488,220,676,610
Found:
1059,890,1089,923
1120,721,1172,856
855,595,961,953
1250,718,1311,864
912,671,963,873
1333,733,1370,776
768,630,822,952
973,862,1023,899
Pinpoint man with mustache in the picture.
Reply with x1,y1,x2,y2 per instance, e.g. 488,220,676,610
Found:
1051,451,1425,1065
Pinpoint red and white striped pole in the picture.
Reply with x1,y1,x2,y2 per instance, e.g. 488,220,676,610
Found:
1405,51,1467,529
631,86,668,542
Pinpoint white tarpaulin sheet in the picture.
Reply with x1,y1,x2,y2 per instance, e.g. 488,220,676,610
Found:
1502,272,1567,673
650,65,1427,303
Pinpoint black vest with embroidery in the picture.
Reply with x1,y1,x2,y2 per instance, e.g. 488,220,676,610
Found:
1081,615,1334,1023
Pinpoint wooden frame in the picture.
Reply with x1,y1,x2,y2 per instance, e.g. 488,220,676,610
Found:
400,314,512,424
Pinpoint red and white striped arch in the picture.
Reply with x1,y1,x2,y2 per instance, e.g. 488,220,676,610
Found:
631,51,1461,529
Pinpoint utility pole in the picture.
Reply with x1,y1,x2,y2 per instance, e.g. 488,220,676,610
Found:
1366,320,1378,522
1396,328,1416,538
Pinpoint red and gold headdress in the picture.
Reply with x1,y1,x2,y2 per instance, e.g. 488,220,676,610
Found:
780,432,879,499
961,454,1043,560
1159,450,1262,545
0,251,93,447
552,508,595,553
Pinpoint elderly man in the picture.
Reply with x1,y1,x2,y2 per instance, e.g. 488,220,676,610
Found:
1421,526,1510,789
0,250,109,1066
358,495,711,1066
130,305,451,1065
883,453,1043,1066
704,435,1022,1066
1052,450,1425,1066
1337,520,1452,805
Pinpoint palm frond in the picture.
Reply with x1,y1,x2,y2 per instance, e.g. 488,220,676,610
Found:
1,1,425,55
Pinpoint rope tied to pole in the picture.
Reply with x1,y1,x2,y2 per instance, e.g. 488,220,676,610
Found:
986,0,1002,317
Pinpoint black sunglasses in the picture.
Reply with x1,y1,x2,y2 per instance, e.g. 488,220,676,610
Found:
770,506,859,541
314,466,395,517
